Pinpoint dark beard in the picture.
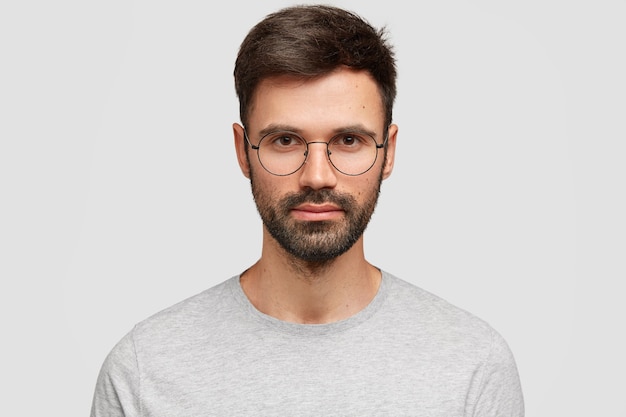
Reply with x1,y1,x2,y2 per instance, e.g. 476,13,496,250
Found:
252,184,381,264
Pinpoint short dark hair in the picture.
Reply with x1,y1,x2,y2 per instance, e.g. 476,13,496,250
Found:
234,5,397,130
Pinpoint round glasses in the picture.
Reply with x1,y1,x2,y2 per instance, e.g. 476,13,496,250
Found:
244,129,387,176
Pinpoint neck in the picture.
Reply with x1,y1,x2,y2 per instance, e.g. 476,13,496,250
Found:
240,232,381,324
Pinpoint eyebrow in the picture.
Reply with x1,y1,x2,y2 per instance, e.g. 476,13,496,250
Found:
257,123,379,139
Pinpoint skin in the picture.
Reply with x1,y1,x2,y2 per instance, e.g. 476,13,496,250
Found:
232,67,398,324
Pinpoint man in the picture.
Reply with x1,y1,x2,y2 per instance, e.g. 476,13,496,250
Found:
91,5,524,416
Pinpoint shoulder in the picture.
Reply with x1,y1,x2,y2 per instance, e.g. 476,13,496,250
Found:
382,271,492,328
130,276,240,342
380,271,511,358
380,272,522,397
98,277,244,380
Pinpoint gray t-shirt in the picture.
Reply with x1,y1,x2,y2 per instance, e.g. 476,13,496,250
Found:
91,271,524,416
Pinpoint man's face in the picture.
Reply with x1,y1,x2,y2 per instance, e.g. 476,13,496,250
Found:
234,68,396,263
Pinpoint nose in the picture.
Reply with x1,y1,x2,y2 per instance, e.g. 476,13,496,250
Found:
298,142,338,190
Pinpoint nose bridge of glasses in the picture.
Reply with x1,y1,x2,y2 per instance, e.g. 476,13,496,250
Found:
304,141,332,157
302,141,334,178
299,140,338,186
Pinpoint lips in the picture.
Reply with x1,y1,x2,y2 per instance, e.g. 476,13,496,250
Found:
291,203,344,221
294,203,341,212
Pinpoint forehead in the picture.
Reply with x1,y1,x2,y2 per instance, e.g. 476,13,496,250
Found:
248,68,385,134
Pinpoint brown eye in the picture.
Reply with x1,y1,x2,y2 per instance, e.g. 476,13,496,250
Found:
263,132,306,152
331,133,368,150
340,135,357,146
277,135,296,146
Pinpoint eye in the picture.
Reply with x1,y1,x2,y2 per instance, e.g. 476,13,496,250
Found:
331,133,367,149
277,135,295,146
264,132,305,151
339,135,357,146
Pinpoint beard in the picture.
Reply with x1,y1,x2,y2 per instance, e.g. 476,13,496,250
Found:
250,176,383,264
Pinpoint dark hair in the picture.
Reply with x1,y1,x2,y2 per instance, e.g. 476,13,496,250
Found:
234,4,397,129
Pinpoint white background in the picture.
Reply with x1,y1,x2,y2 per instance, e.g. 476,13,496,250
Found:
1,0,624,415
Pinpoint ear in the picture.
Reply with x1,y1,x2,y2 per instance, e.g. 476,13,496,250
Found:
233,123,251,179
382,123,398,180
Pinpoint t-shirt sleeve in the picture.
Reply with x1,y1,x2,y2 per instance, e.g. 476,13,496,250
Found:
471,329,525,417
91,330,141,417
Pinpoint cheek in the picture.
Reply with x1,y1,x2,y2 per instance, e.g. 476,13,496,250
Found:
250,169,293,201
351,177,377,199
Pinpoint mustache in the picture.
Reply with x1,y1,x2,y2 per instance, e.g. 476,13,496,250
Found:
281,189,356,210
